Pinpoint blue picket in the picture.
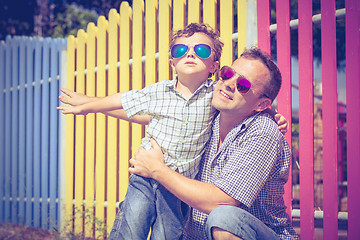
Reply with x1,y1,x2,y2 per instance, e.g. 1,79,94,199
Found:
41,38,50,229
18,37,26,224
25,38,35,226
49,39,59,230
4,36,12,223
11,38,19,224
0,41,5,222
33,38,42,228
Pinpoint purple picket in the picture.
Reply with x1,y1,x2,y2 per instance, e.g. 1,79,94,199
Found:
276,0,292,217
0,41,5,222
298,0,315,238
321,0,338,239
345,0,360,239
256,0,271,54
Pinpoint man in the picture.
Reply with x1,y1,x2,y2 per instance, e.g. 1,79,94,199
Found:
130,47,299,239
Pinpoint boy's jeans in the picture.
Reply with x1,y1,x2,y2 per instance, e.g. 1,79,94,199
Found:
109,174,189,240
205,205,280,240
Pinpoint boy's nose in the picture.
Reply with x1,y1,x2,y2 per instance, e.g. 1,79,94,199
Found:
186,47,196,58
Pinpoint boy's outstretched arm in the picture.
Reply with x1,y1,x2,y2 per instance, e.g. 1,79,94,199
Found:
58,88,150,125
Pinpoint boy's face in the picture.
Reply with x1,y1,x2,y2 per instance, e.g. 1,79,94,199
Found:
170,33,219,82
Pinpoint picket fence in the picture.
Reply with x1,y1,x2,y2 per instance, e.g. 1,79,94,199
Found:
1,0,360,239
0,36,66,230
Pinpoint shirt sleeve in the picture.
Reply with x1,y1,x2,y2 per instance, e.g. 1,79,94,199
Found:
214,121,283,208
122,84,156,118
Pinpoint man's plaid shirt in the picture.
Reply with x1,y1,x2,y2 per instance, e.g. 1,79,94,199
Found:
184,112,299,239
122,78,218,179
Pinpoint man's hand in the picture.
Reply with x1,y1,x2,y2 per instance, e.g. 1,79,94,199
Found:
129,138,165,179
274,113,288,135
59,88,94,106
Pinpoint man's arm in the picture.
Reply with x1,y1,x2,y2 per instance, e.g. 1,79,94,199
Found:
129,139,241,215
58,88,150,125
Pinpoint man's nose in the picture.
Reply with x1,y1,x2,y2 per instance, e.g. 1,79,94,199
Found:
223,77,237,91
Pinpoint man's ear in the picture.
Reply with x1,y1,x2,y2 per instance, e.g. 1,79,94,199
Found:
256,98,272,112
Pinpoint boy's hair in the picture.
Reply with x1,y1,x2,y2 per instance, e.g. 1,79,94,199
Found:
240,47,282,102
170,23,224,62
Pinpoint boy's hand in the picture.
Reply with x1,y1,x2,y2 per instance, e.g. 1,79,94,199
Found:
59,88,93,106
274,113,288,135
129,138,165,178
57,105,87,115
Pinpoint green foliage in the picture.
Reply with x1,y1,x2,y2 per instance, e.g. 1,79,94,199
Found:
51,4,99,38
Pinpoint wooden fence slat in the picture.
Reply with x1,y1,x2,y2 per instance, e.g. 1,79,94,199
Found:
41,38,51,229
220,0,233,66
63,35,75,233
95,16,107,239
237,0,247,55
11,38,19,224
187,0,200,24
298,0,315,238
321,1,338,239
4,36,11,223
84,22,96,237
18,37,26,224
346,0,360,239
49,39,60,230
173,0,185,31
25,39,34,226
158,0,171,82
119,2,131,204
276,0,292,218
256,0,271,54
131,0,145,183
0,41,5,223
74,30,86,235
33,38,42,228
145,0,157,87
203,0,216,29
107,9,120,233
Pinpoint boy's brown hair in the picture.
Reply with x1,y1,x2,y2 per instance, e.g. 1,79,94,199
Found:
170,23,224,62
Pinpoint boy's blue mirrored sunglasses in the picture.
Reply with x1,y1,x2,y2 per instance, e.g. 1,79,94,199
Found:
170,44,212,59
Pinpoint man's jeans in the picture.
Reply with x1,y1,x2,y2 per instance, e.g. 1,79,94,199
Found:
205,205,280,240
109,174,189,240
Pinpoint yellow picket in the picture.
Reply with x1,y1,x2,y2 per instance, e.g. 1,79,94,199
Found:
95,15,107,239
188,0,200,24
106,9,120,234
63,35,75,233
203,0,217,29
131,0,144,161
220,0,234,66
74,29,86,235
145,0,158,87
119,1,131,203
173,0,186,31
84,22,96,237
158,0,171,82
237,0,247,55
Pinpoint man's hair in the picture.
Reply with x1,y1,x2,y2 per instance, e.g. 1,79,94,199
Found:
240,47,282,102
170,23,224,62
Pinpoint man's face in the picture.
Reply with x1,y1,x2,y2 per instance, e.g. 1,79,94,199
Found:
212,57,271,116
169,33,219,81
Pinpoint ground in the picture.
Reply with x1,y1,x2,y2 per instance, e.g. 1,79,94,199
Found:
0,222,59,239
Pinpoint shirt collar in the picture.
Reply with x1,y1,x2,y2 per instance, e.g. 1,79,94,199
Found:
166,77,215,90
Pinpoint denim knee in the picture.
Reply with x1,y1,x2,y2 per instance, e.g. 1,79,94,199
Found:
205,205,279,240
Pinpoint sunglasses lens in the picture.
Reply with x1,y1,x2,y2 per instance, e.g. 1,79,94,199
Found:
194,44,212,59
171,44,188,58
220,66,235,80
237,78,251,93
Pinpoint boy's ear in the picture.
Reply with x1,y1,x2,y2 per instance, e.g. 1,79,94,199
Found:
169,59,176,71
256,98,272,112
210,61,220,74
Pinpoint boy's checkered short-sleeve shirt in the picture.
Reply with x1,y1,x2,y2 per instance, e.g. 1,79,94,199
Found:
122,78,218,179
184,112,299,240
